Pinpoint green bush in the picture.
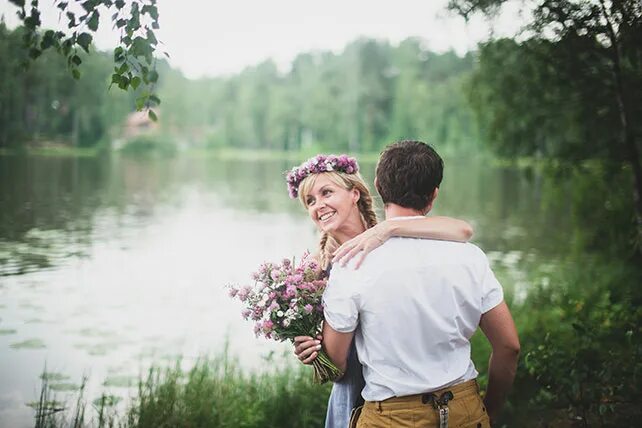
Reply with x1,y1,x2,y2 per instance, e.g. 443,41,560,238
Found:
500,258,642,427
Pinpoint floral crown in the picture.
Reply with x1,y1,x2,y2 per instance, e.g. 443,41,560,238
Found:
286,154,360,199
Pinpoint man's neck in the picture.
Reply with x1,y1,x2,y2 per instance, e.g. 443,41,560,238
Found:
384,203,425,220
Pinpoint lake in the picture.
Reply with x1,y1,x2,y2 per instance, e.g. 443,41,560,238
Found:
0,153,569,427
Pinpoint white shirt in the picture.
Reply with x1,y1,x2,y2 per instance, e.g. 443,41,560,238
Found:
323,237,504,401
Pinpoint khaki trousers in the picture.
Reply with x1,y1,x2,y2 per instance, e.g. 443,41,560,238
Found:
353,379,490,428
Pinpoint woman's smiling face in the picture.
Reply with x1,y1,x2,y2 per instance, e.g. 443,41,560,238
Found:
303,173,360,236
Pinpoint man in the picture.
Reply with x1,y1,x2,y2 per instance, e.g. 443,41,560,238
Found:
322,140,520,427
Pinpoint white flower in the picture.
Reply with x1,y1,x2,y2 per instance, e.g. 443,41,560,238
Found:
325,162,334,171
283,319,291,327
276,310,284,317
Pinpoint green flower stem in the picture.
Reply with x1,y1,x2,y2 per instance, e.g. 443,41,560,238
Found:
311,350,343,384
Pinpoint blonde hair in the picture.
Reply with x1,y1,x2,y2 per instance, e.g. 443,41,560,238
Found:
298,171,378,269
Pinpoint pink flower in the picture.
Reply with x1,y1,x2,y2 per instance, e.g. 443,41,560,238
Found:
228,287,239,298
304,304,314,314
237,286,251,302
241,309,252,319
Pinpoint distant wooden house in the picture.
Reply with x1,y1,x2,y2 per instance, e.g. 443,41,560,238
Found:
123,110,160,138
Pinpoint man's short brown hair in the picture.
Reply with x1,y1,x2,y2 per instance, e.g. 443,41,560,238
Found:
375,140,443,211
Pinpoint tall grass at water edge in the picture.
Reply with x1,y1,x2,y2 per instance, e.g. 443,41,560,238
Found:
33,354,332,428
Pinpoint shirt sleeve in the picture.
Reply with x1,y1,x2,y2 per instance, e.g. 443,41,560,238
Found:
480,256,504,313
322,265,361,333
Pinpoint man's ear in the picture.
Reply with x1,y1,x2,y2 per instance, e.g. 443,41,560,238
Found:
424,188,439,214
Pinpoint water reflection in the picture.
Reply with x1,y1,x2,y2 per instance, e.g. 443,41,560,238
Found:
0,153,572,427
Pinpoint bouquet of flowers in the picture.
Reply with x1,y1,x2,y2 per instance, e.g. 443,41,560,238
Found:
228,252,342,383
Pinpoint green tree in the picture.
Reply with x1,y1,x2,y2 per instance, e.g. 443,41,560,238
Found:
449,0,642,250
8,0,163,116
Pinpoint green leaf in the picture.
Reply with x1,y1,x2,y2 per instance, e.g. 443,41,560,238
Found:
81,1,95,13
24,14,41,30
141,5,159,20
77,32,92,52
66,12,76,28
57,2,68,11
116,18,126,28
114,0,125,10
135,95,147,110
131,76,141,90
148,94,161,106
148,69,159,83
113,46,124,62
87,11,99,32
41,30,55,49
148,109,158,122
62,38,72,56
72,68,81,80
71,55,82,66
117,75,129,90
28,48,41,59
146,29,157,46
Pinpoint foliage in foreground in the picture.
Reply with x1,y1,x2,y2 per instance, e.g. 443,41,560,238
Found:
34,255,641,428
489,258,641,427
34,355,331,428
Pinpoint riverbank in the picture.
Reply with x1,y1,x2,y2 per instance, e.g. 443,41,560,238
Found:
29,255,642,428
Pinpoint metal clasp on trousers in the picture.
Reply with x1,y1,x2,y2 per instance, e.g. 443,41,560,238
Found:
421,390,454,428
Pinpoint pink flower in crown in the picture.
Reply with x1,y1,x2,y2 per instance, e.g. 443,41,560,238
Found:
284,154,360,198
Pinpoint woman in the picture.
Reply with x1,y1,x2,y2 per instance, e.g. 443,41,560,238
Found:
286,154,472,428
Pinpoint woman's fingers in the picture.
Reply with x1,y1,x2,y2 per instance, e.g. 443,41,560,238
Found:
332,239,355,262
298,342,322,360
293,338,320,358
301,351,318,365
294,336,313,345
353,250,369,269
338,245,364,266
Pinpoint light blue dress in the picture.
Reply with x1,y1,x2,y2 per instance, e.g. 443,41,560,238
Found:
324,336,365,428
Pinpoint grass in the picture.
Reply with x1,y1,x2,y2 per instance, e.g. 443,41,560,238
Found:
31,352,332,428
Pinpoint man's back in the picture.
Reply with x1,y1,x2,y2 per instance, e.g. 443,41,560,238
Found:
324,237,503,401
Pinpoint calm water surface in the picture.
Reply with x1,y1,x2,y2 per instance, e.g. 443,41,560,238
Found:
0,154,569,426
